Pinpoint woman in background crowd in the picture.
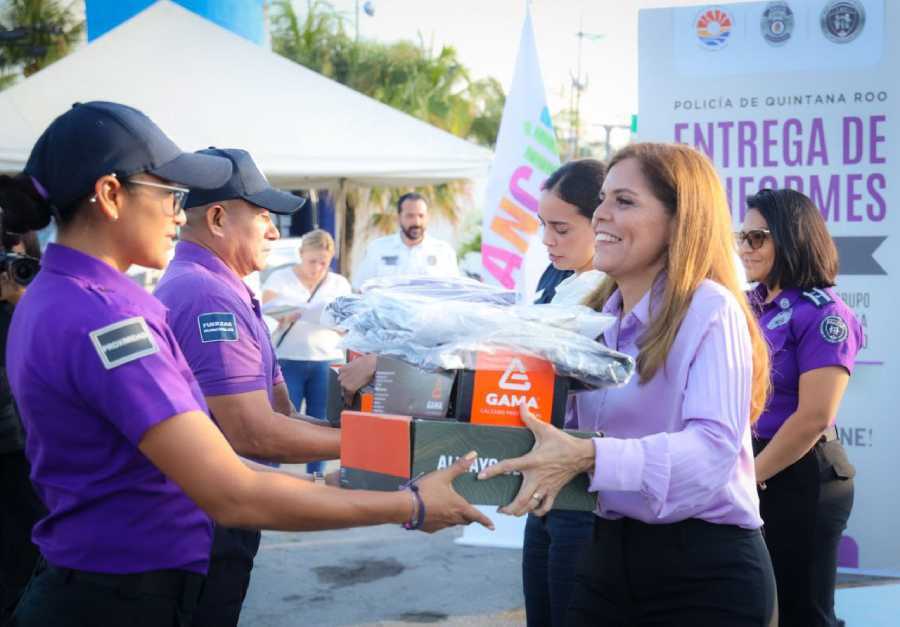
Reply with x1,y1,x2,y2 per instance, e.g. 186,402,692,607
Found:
741,188,861,627
481,142,776,626
524,158,606,627
261,229,351,473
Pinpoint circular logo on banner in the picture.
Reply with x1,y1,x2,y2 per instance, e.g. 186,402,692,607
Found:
760,2,794,46
695,7,734,50
820,0,866,43
820,315,850,344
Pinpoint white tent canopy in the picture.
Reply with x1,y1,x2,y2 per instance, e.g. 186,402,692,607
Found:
0,0,493,188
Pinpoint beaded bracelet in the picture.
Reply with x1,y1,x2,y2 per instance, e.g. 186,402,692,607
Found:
399,473,426,530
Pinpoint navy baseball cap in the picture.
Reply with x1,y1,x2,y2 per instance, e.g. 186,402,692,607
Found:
184,148,306,215
24,101,233,211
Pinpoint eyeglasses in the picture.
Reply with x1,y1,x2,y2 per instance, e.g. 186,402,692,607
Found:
734,228,771,250
123,178,190,217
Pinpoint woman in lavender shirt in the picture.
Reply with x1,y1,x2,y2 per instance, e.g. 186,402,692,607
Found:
481,143,776,626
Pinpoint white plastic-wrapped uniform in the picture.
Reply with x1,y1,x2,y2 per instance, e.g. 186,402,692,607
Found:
325,276,635,390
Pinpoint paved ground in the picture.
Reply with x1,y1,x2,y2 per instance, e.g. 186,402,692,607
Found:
239,524,525,627
239,465,900,627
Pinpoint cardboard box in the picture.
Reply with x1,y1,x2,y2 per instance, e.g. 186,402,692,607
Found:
339,410,597,511
327,352,570,428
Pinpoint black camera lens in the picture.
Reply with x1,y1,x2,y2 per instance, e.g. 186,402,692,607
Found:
1,253,40,287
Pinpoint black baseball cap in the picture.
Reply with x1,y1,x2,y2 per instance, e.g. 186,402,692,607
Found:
184,148,306,215
24,101,233,210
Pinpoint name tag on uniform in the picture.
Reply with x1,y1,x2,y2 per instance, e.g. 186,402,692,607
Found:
381,255,399,266
427,255,437,266
198,312,239,343
767,309,792,330
90,317,159,370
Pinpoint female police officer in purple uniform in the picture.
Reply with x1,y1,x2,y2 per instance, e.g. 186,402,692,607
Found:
0,101,491,626
740,188,862,627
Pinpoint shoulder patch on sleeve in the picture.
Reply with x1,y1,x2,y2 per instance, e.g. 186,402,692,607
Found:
198,312,239,343
90,317,159,370
801,288,834,308
820,315,849,344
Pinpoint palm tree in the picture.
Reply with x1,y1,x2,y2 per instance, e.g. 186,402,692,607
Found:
0,0,83,84
270,0,503,272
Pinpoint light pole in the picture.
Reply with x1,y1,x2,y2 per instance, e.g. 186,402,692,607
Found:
354,0,375,41
570,18,603,158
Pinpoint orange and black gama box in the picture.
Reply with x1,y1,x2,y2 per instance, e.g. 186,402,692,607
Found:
327,352,570,428
339,411,596,511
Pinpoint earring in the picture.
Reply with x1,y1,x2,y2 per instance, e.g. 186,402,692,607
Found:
90,196,97,203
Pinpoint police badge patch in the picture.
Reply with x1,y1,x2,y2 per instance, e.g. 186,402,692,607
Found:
821,0,865,44
198,312,239,343
90,317,160,370
820,315,849,343
761,1,794,46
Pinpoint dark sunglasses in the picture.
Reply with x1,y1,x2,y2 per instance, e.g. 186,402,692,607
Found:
735,228,771,250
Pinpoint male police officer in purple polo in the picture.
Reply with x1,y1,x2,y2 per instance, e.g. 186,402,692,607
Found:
155,148,340,627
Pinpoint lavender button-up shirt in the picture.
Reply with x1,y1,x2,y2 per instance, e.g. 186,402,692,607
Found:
571,278,762,529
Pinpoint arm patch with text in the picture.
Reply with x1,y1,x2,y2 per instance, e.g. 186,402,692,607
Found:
198,312,239,343
89,317,160,370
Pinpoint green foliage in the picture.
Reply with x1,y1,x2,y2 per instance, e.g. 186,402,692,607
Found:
457,230,481,259
271,0,504,248
270,0,505,150
0,0,84,87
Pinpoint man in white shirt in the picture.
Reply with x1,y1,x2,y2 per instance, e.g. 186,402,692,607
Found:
352,192,459,289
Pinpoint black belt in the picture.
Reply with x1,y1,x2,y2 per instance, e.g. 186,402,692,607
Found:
43,562,205,601
756,425,838,448
819,426,839,443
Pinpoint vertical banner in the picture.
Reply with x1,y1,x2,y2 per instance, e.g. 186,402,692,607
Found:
639,0,896,572
481,9,561,302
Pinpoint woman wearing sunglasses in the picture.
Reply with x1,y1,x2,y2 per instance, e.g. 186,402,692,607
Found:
0,102,491,627
739,188,862,627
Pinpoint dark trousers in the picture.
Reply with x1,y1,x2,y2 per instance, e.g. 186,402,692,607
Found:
523,510,595,627
755,437,855,627
189,525,261,627
8,559,204,627
279,359,330,474
0,452,45,622
567,517,776,626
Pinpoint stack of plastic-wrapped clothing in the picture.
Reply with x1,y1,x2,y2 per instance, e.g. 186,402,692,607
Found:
324,276,634,389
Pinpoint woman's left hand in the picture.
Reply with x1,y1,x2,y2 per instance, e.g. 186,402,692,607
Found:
478,405,596,516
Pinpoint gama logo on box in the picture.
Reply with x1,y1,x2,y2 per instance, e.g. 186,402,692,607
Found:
470,352,556,425
488,358,536,408
695,6,734,50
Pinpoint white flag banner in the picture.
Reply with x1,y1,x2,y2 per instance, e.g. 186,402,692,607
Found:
481,9,561,302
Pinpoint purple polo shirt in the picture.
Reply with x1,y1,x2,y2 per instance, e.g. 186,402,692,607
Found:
154,241,283,407
6,244,213,574
750,285,862,439
570,277,762,529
